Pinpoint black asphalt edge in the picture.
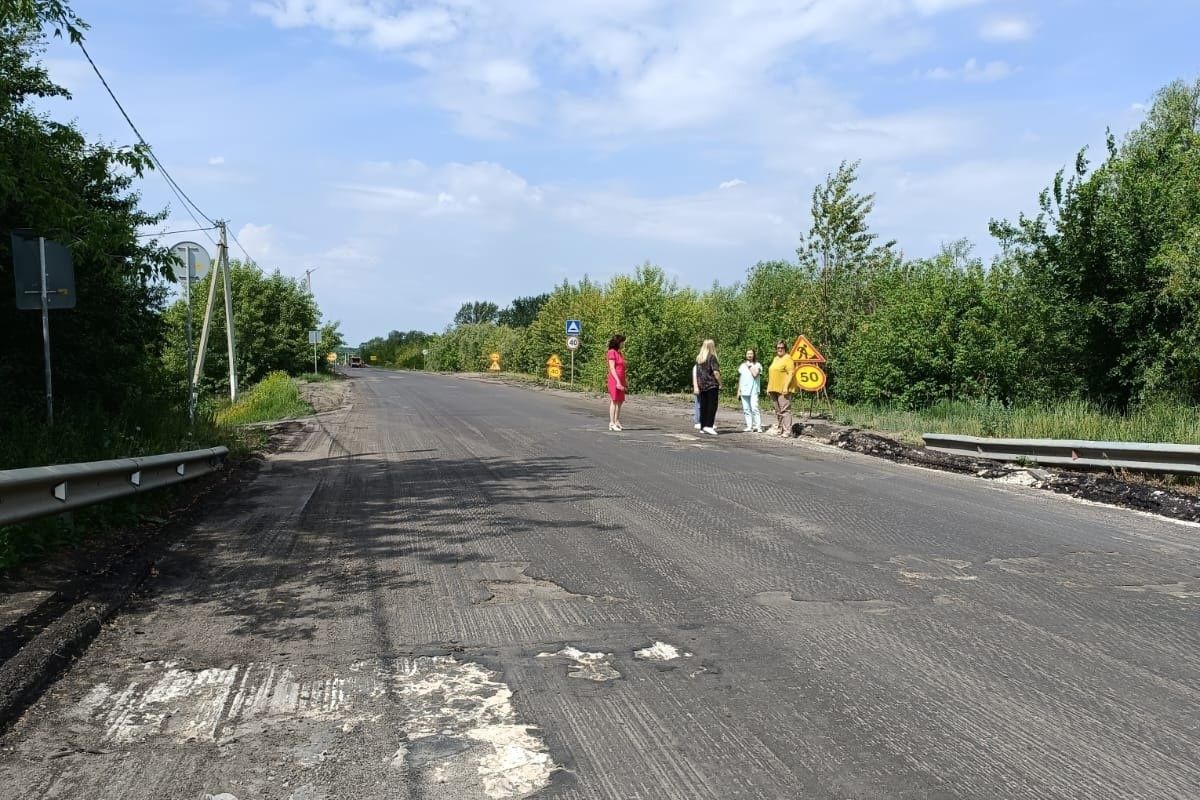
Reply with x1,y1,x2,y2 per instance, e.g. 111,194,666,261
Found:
823,427,1200,524
0,452,265,734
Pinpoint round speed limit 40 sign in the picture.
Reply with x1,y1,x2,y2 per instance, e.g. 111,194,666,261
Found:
794,364,827,393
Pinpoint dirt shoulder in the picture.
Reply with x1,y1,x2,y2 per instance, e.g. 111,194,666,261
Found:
0,380,356,731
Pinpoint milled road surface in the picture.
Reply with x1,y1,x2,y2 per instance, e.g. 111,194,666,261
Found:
2,369,1198,799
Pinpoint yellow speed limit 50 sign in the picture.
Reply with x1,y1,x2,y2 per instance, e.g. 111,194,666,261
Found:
794,364,827,393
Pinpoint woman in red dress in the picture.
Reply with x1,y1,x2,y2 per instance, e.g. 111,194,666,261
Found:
606,334,627,431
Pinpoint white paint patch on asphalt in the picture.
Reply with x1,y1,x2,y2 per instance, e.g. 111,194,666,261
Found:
71,657,556,798
1116,582,1200,599
634,641,692,661
537,646,620,681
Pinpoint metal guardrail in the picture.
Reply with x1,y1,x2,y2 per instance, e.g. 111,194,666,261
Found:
0,447,229,526
922,434,1200,475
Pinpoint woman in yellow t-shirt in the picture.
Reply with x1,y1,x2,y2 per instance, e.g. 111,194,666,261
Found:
766,341,795,437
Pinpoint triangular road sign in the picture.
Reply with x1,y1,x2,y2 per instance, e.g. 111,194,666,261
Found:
546,354,563,367
790,335,826,363
565,319,582,335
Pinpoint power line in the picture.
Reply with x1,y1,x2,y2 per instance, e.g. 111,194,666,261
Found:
136,225,218,238
74,38,217,245
76,39,270,268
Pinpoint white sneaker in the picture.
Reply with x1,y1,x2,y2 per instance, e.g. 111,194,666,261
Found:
702,427,718,436
743,427,753,432
693,423,701,430
755,427,763,433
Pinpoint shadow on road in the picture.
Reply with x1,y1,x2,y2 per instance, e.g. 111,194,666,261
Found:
138,452,618,644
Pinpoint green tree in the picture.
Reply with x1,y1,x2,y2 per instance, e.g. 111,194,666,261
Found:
498,293,549,328
0,17,176,422
163,261,342,399
796,160,897,364
991,78,1200,406
453,300,499,326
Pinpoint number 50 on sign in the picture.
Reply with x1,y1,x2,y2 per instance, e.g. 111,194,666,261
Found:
795,364,827,392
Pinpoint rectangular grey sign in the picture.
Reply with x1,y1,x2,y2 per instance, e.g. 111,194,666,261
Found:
11,231,76,310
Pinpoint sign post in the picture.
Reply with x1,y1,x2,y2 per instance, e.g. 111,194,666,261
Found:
11,231,75,425
565,320,581,385
309,329,319,374
37,238,52,424
170,242,211,422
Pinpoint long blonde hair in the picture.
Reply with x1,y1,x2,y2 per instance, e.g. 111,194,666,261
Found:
695,339,716,365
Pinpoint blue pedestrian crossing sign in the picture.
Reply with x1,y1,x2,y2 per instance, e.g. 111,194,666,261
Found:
565,319,582,335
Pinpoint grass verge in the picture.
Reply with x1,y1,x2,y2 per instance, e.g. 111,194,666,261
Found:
829,399,1200,445
214,371,312,426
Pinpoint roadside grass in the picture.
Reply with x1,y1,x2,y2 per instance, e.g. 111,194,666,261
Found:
2,372,314,570
829,399,1200,445
214,371,312,426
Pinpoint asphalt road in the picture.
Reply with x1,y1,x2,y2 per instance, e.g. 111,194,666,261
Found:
2,369,1198,800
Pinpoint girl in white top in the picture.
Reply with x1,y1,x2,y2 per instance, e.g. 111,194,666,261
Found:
737,348,763,432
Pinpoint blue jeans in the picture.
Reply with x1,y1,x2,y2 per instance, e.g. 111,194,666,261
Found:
740,394,762,430
693,394,700,424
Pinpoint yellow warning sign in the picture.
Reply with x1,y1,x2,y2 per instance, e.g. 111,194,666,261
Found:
370,355,378,362
794,364,827,393
790,335,826,364
546,354,563,367
326,352,337,363
488,352,501,372
548,365,563,380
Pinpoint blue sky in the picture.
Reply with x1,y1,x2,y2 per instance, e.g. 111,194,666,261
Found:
37,0,1199,343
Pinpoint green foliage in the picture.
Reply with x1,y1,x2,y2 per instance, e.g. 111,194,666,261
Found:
214,371,310,426
359,329,431,368
498,293,549,328
453,300,499,326
991,78,1200,408
0,22,177,425
163,261,344,400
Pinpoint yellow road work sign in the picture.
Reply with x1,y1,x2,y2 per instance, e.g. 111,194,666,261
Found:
370,355,378,361
547,354,563,367
548,365,563,380
326,352,337,362
790,335,826,364
794,364,827,392
488,352,501,372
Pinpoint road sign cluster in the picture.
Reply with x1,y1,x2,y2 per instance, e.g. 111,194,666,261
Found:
789,335,827,393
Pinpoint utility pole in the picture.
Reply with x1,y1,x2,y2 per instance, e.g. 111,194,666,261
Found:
304,266,319,294
192,220,239,404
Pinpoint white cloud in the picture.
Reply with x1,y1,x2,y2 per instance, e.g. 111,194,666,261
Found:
335,162,543,226
249,0,457,51
248,0,995,150
980,16,1033,42
208,155,226,165
336,159,797,248
925,58,1016,82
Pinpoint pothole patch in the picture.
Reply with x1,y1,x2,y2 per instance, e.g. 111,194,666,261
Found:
752,591,904,615
70,657,556,798
633,641,692,661
885,556,977,584
476,562,604,605
536,647,620,681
